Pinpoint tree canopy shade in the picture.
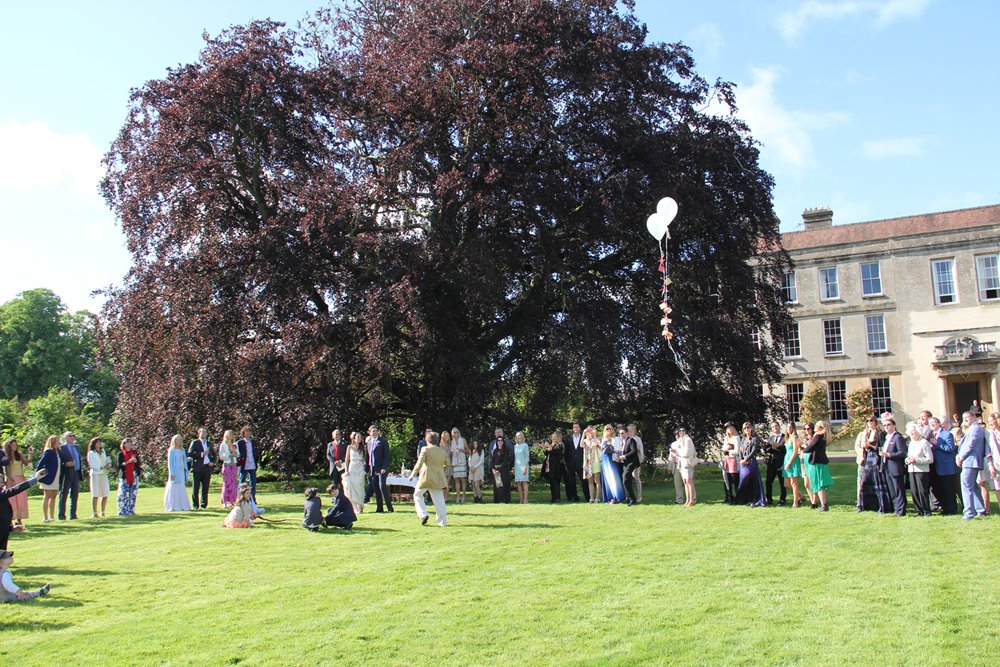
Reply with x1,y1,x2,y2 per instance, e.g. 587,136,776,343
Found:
101,0,791,473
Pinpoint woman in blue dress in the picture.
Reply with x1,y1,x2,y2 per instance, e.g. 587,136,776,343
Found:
600,424,625,503
513,431,531,504
735,422,766,507
163,435,192,512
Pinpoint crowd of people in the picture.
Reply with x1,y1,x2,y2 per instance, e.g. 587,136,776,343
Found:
2,406,999,601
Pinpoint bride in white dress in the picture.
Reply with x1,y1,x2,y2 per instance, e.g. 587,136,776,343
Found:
344,432,367,514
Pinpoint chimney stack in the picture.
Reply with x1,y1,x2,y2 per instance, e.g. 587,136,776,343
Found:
802,207,833,230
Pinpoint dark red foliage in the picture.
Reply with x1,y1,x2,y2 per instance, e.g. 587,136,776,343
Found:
101,2,790,474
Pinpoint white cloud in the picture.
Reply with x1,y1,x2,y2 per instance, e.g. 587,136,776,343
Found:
775,0,931,42
723,67,848,167
689,23,725,58
861,136,927,158
0,120,104,198
0,119,129,313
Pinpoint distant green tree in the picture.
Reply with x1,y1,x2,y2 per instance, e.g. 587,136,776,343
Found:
22,388,107,452
845,386,874,440
0,289,118,419
799,381,830,427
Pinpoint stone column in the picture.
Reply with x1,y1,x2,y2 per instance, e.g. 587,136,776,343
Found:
990,371,1000,416
937,376,949,417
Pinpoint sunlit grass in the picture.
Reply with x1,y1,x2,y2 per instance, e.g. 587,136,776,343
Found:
2,463,993,666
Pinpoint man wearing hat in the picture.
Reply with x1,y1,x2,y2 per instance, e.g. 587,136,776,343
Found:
1,550,51,602
57,432,83,520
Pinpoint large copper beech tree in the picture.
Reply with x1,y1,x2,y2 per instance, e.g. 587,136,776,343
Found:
101,0,791,474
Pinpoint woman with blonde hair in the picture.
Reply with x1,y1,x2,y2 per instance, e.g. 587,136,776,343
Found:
582,426,602,503
218,429,239,507
2,439,31,529
87,437,111,518
450,427,469,503
163,434,192,512
600,424,625,503
513,431,531,504
36,435,62,522
720,423,740,504
782,423,803,508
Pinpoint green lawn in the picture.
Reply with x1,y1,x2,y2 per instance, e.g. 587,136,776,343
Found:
2,464,996,666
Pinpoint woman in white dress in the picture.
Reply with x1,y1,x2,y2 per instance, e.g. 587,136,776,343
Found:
450,427,469,504
163,434,192,512
86,437,111,518
344,431,367,514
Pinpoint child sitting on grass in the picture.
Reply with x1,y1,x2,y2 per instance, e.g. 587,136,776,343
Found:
303,487,323,531
1,550,50,603
324,484,356,530
223,484,257,528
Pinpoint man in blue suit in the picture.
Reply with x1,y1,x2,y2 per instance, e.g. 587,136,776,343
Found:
881,419,907,516
368,425,393,513
930,416,959,515
57,431,83,520
956,411,987,520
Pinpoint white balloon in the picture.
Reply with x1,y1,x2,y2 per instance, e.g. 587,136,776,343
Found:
646,213,667,240
656,197,679,226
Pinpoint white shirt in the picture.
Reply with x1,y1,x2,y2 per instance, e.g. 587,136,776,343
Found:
572,433,582,450
87,450,108,475
612,436,624,454
244,440,256,470
1,570,19,594
199,440,211,465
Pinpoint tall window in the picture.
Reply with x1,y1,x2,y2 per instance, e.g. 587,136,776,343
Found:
781,271,797,303
932,259,957,305
783,323,801,358
976,254,1000,301
870,378,892,416
819,267,840,301
823,318,843,355
750,330,761,351
786,383,804,423
860,262,882,296
865,314,887,353
828,380,848,422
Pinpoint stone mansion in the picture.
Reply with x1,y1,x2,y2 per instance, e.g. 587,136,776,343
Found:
772,203,1000,426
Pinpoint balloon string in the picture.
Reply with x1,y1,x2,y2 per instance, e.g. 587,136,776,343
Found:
660,230,689,383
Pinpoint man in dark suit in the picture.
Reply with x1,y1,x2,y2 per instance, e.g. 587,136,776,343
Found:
882,419,907,516
236,426,260,503
57,431,83,520
188,428,217,509
620,430,641,506
326,430,345,486
368,425,393,513
563,422,586,502
763,422,787,506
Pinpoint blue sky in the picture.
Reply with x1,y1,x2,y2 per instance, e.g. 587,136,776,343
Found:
1,0,997,312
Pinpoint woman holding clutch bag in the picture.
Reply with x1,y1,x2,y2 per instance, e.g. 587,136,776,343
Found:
492,437,513,504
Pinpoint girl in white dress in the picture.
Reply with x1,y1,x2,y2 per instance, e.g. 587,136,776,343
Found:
344,432,367,514
86,437,111,517
467,441,485,503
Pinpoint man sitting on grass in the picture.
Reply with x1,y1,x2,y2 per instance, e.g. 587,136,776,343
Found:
1,550,50,603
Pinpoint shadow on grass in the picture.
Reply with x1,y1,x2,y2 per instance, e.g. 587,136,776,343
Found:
20,567,114,576
307,526,400,534
2,620,72,631
15,513,186,540
32,596,83,608
461,523,558,529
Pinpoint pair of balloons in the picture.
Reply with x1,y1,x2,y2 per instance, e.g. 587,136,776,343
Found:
645,197,678,241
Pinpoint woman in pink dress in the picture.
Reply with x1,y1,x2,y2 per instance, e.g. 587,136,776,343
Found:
218,430,239,507
2,439,30,530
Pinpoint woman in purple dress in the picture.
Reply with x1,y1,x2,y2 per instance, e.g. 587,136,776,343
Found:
735,422,766,507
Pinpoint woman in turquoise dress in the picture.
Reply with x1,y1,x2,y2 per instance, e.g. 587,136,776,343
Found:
802,421,835,510
782,422,803,507
800,422,817,507
513,431,531,504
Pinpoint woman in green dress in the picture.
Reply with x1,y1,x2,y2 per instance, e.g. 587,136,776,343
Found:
802,421,835,511
782,422,803,507
800,422,816,508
